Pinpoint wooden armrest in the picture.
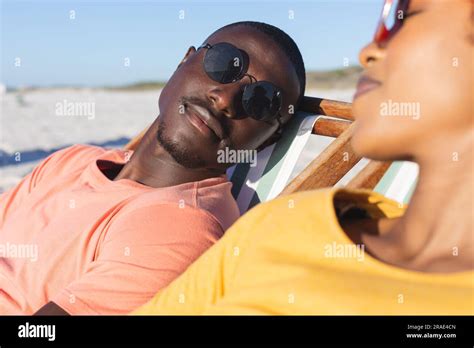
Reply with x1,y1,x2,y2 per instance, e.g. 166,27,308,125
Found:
279,122,360,195
299,96,353,121
312,117,351,137
346,161,392,190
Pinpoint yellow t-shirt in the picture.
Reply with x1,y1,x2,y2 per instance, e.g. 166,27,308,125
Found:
134,189,474,315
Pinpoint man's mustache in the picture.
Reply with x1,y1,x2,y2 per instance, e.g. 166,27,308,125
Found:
179,96,232,137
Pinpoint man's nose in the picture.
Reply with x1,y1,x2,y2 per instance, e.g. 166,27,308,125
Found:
206,84,243,119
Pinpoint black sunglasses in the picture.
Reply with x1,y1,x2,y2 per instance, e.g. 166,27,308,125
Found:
198,42,283,127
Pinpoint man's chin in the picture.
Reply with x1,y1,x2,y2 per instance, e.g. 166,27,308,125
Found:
156,123,207,169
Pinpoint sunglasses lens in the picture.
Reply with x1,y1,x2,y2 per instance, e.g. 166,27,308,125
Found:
242,82,282,122
384,0,401,31
375,0,409,43
203,43,245,84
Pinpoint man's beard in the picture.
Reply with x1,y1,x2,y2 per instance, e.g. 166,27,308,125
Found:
156,120,206,169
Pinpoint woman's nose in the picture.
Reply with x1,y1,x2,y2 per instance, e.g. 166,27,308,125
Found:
359,41,386,68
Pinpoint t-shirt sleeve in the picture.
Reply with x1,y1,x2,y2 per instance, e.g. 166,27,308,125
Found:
132,233,230,315
0,144,104,224
132,202,259,315
52,204,224,315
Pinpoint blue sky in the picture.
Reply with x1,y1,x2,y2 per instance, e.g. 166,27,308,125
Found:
1,0,382,87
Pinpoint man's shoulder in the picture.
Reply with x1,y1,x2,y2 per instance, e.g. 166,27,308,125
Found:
123,177,240,233
105,202,225,244
22,144,106,189
38,144,106,178
49,143,106,167
195,177,240,231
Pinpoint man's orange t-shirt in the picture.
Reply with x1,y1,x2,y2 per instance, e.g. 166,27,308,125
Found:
0,144,240,314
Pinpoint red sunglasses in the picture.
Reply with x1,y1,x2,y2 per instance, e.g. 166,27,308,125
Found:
374,0,410,44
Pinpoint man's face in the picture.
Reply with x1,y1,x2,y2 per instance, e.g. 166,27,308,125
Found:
156,25,300,169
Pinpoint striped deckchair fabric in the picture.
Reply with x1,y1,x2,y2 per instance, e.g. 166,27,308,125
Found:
373,161,418,204
226,112,318,213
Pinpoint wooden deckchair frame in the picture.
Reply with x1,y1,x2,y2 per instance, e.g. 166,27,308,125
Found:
279,96,392,195
123,96,391,195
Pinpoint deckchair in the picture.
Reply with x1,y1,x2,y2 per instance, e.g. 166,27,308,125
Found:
124,96,418,213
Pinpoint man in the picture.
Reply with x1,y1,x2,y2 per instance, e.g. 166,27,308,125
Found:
0,21,305,314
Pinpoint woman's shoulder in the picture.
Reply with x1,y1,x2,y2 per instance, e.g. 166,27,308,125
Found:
241,188,403,225
222,188,405,252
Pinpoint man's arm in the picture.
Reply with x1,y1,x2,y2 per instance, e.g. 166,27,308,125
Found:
132,231,229,315
34,302,69,315
132,203,256,315
41,205,224,315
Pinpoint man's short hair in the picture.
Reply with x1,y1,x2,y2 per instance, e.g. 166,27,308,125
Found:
216,21,306,107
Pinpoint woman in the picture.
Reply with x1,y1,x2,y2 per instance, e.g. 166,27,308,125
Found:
134,0,473,314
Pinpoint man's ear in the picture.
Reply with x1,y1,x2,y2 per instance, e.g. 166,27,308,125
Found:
256,115,290,152
256,131,282,152
177,46,196,69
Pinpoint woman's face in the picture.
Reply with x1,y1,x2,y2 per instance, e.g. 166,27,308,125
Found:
352,0,473,161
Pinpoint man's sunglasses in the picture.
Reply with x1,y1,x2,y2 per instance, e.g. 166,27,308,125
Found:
374,0,410,44
197,42,283,126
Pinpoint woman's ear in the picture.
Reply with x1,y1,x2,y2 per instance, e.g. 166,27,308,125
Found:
177,46,196,69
